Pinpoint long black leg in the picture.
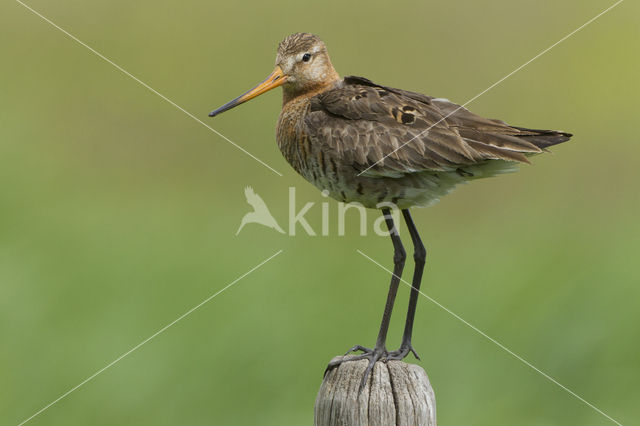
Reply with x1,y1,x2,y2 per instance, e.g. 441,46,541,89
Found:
389,208,426,360
325,207,405,392
374,207,406,350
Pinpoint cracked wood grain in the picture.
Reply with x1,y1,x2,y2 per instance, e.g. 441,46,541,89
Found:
315,356,436,426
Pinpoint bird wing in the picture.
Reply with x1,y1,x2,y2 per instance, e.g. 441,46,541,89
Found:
304,76,571,177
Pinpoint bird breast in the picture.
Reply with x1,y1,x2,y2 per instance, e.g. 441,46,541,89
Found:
276,97,313,177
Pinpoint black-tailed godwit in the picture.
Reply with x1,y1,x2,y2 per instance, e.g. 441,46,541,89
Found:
209,32,571,390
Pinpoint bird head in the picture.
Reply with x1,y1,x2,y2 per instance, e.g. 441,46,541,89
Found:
209,33,339,117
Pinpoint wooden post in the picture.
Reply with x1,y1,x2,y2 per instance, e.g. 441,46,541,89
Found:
315,355,436,426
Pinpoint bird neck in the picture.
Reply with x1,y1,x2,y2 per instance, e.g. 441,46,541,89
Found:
282,70,340,105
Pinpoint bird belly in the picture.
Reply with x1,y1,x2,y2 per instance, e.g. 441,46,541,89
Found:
313,172,461,209
303,158,520,210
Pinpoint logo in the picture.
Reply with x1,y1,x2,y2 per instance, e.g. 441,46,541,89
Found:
236,187,400,237
237,186,286,235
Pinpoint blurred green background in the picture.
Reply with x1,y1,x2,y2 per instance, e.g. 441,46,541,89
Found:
1,0,638,425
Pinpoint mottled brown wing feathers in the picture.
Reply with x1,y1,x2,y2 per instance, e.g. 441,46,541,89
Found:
305,76,571,176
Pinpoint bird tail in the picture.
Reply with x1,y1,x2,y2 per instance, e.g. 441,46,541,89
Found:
512,126,572,150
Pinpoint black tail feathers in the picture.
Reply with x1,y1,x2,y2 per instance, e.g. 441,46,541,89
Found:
513,126,572,150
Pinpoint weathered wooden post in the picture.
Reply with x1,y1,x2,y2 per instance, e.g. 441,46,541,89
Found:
315,355,436,426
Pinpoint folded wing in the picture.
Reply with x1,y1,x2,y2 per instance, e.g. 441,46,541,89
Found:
304,76,571,178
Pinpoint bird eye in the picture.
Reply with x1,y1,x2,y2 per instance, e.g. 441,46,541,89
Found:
302,53,311,62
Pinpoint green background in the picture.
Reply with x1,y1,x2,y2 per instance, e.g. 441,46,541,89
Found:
1,0,638,424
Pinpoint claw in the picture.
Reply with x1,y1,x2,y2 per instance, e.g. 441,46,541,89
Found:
358,351,383,394
326,342,422,392
410,346,421,360
344,345,372,355
324,344,390,394
324,353,369,377
386,344,421,361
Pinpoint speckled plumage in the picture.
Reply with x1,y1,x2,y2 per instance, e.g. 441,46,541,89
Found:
211,32,570,208
209,32,573,391
273,39,570,208
277,33,320,59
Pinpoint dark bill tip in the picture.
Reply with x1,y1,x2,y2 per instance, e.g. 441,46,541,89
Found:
208,97,242,117
207,66,286,119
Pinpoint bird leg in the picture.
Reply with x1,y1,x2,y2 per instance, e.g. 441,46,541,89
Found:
325,208,406,392
387,209,425,361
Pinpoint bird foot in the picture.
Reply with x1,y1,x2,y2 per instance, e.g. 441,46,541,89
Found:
387,343,421,361
343,344,373,356
324,345,389,393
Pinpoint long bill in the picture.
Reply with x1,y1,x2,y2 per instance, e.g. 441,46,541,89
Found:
208,66,287,117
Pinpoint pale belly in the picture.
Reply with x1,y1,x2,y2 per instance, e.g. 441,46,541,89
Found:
302,165,464,209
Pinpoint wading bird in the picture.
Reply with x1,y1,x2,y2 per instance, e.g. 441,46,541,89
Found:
209,33,571,389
